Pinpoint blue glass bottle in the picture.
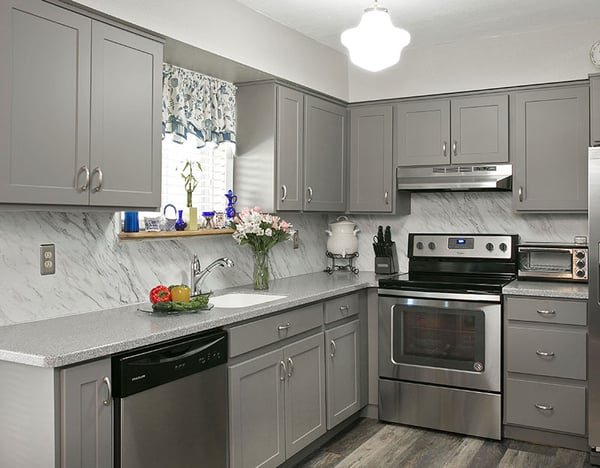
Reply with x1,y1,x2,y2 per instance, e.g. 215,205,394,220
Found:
225,190,238,219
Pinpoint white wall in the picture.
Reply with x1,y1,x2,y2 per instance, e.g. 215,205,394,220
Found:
73,0,349,100
349,20,600,101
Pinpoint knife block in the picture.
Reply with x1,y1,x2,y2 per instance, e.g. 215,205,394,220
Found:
374,241,399,274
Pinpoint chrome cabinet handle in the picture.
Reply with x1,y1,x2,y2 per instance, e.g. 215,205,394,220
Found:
287,357,294,378
518,186,523,202
330,339,336,358
279,361,286,381
102,377,112,406
77,166,90,192
537,309,556,316
534,403,554,411
92,167,103,193
281,185,287,202
536,350,555,357
306,186,313,203
339,305,349,315
442,141,447,157
452,141,457,156
277,322,290,332
384,191,389,205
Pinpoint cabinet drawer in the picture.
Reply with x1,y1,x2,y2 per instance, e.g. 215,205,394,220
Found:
505,377,586,435
229,303,323,357
505,296,587,326
324,293,359,324
506,325,586,379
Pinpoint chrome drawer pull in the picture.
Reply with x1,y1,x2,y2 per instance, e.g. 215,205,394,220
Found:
339,305,349,314
442,141,447,157
92,167,103,192
281,184,287,202
102,377,112,406
277,323,291,331
534,403,554,411
518,186,523,202
279,361,286,381
330,339,336,358
287,357,294,378
77,165,90,191
536,309,556,316
384,191,389,205
536,350,555,357
306,186,313,203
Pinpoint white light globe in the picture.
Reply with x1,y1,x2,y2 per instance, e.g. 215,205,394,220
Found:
341,8,411,72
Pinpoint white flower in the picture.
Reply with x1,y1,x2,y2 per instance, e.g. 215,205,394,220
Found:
265,228,273,237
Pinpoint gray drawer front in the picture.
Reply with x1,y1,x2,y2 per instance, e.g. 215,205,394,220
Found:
506,325,586,379
505,377,586,435
229,303,323,357
505,296,587,326
324,293,359,324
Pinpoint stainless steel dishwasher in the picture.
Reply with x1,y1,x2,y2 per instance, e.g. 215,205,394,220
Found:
112,329,228,468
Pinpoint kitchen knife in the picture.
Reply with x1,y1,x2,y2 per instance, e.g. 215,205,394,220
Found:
384,226,392,245
377,225,384,244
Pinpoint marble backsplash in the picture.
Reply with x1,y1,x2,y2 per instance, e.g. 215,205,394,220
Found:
0,191,587,327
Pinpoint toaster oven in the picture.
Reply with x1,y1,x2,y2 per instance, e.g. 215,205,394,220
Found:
517,243,588,282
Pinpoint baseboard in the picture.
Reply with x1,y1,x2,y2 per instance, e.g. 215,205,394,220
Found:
503,424,588,452
360,403,378,419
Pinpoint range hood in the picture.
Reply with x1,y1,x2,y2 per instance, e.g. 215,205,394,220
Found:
396,164,512,191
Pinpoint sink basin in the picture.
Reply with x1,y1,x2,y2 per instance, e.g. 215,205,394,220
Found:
210,293,287,308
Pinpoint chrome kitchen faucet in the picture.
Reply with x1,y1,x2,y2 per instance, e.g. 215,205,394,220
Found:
190,255,234,296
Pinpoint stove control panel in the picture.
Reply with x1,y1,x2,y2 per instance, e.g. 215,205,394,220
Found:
409,234,516,259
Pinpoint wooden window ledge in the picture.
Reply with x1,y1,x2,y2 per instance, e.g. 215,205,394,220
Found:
118,228,234,240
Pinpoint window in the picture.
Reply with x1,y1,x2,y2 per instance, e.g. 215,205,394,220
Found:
161,138,234,214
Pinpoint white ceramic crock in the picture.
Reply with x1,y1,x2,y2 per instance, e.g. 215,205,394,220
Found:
325,216,360,256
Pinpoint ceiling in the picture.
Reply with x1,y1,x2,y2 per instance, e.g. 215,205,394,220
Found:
235,0,600,52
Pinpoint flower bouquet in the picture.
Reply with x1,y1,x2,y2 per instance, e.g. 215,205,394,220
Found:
230,207,291,289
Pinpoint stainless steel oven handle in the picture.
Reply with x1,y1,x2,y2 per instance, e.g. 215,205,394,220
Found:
534,403,554,411
536,350,555,357
536,309,556,316
378,288,500,303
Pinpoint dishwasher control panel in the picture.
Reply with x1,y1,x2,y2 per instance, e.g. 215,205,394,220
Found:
112,329,228,398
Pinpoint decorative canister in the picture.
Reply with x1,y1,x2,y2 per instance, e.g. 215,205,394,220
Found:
325,216,360,256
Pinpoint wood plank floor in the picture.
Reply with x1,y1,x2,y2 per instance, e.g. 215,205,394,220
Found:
296,418,591,468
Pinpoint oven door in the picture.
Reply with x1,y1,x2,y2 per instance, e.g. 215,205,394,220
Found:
379,292,501,392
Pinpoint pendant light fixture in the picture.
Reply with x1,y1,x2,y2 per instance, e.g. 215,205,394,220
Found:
341,1,411,72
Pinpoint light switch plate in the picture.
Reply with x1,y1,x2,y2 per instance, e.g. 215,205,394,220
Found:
40,244,55,275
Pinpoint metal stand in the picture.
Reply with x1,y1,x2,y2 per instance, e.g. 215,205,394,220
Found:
325,251,359,275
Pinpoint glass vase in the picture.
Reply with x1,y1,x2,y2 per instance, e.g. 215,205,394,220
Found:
253,250,269,290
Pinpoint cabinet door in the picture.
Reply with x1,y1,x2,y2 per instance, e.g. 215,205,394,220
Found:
592,75,600,146
276,86,304,211
0,0,91,205
349,105,393,212
283,333,326,458
396,100,450,167
513,86,589,212
229,349,286,468
304,96,346,211
450,95,509,164
61,358,112,468
90,21,162,208
325,320,360,429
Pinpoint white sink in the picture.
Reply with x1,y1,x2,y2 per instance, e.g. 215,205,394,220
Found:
210,293,287,308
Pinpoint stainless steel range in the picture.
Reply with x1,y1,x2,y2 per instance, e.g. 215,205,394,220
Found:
378,233,519,440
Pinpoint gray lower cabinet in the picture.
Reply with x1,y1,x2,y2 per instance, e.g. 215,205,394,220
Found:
229,332,326,468
592,74,600,146
304,96,346,212
504,296,588,440
61,358,112,468
396,94,508,167
512,85,589,212
0,0,162,208
325,319,360,429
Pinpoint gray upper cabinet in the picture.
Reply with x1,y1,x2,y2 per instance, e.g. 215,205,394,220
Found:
513,85,589,212
396,95,508,166
591,74,600,146
304,96,346,211
325,319,360,429
277,87,304,210
89,22,162,208
348,105,394,212
61,358,112,468
236,83,346,212
0,0,162,209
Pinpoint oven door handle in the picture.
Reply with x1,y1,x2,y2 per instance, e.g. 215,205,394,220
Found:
518,247,574,254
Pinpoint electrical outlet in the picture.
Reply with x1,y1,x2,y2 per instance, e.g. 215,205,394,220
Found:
292,230,299,249
40,244,55,275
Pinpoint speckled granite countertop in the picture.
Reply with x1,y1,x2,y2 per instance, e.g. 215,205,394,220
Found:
503,279,588,300
0,272,379,368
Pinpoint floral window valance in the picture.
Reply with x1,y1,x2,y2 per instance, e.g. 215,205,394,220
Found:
162,63,236,147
